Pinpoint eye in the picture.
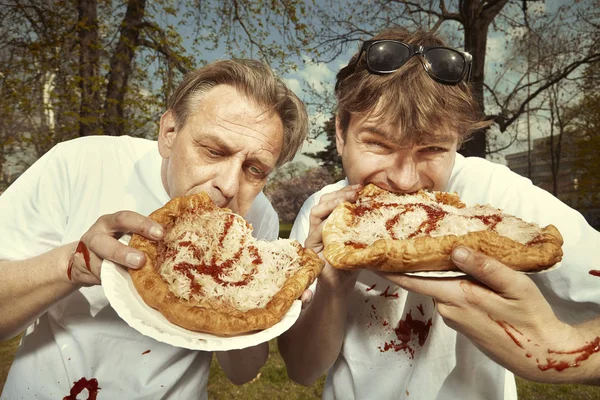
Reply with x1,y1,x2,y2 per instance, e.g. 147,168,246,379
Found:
364,139,392,151
204,147,224,158
420,146,447,153
246,165,268,180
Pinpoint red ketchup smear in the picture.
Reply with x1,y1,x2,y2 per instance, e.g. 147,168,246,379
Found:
472,214,503,230
538,337,600,371
379,311,432,359
406,204,448,239
366,284,377,292
66,241,92,280
170,217,261,295
142,350,151,355
352,198,507,242
63,377,100,400
491,316,525,349
589,270,600,277
417,304,425,316
76,241,92,271
380,286,399,298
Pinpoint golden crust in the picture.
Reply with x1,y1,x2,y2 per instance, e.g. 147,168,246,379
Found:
129,193,323,336
322,184,563,273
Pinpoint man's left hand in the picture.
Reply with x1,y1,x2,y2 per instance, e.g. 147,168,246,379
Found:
378,247,599,384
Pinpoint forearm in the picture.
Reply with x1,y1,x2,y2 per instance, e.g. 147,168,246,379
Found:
278,283,351,386
0,242,79,340
534,318,600,386
216,342,269,385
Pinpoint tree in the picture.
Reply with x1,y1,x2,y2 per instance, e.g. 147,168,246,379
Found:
567,60,600,227
264,162,336,223
304,116,344,181
304,0,600,159
0,0,315,175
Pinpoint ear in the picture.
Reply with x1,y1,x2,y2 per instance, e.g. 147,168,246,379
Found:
335,115,346,156
158,110,177,158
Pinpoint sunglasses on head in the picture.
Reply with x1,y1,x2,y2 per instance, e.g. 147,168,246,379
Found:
342,39,472,86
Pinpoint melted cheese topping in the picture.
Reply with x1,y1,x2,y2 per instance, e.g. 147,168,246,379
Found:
347,191,541,245
159,209,301,312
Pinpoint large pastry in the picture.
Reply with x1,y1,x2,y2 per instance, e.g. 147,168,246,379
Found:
322,184,563,272
129,193,323,336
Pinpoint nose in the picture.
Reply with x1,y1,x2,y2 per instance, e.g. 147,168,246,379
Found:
386,155,420,192
214,160,242,202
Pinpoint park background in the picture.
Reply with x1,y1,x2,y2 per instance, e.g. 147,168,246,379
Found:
1,0,600,398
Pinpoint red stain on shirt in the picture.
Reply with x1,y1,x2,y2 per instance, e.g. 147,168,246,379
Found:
63,377,100,400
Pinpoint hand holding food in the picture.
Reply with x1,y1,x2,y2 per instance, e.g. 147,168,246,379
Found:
323,184,563,273
129,192,324,336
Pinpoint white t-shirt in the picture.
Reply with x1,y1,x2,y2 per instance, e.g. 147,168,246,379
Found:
290,153,600,400
0,135,279,400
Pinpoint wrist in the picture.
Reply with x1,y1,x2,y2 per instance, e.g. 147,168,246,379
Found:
59,242,82,288
316,278,356,299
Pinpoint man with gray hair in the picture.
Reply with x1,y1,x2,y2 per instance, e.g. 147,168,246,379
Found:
0,59,309,399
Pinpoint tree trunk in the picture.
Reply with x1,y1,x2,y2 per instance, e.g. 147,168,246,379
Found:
77,0,101,137
459,0,509,158
102,0,147,136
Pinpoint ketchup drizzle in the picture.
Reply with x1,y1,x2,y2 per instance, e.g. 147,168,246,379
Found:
589,270,600,277
351,199,508,240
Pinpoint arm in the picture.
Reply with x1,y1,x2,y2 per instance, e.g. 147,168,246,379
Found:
216,342,269,385
0,211,164,341
380,246,600,385
278,184,362,386
0,243,78,340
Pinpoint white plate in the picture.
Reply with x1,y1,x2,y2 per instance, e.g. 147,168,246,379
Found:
403,261,562,278
101,234,302,351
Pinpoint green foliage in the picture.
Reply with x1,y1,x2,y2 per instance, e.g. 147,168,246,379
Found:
0,0,317,172
304,115,344,181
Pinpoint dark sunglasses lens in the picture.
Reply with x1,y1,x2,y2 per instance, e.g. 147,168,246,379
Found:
367,41,411,72
425,48,466,81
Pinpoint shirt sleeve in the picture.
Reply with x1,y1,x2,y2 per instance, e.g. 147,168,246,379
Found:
289,195,317,246
0,145,70,261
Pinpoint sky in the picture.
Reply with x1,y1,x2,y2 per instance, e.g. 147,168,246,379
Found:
266,0,564,168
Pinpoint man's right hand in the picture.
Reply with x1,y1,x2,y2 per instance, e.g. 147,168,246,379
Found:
304,184,362,295
67,211,165,286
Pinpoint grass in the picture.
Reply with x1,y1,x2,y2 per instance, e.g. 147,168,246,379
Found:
3,334,600,398
207,341,325,399
279,222,293,239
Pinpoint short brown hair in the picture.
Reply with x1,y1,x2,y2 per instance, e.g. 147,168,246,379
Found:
168,59,308,167
335,27,491,145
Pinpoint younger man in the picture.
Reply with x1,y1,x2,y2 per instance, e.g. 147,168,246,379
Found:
279,27,600,399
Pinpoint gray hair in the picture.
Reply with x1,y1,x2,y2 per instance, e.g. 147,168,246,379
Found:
168,59,308,167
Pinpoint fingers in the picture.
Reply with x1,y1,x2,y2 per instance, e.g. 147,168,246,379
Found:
305,185,362,253
451,247,527,298
377,271,462,303
300,289,313,310
87,231,145,269
309,184,362,230
102,211,164,240
69,211,164,286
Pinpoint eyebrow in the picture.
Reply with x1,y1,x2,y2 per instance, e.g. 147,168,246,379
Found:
198,134,276,170
360,125,456,146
